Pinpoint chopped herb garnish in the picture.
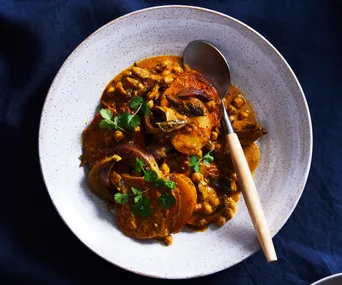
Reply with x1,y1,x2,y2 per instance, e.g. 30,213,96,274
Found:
157,192,176,209
128,96,150,116
203,151,214,165
114,187,152,219
128,96,144,109
144,169,158,183
135,157,145,173
189,155,201,172
189,150,214,172
131,196,152,218
114,192,129,205
140,101,150,116
134,158,176,189
99,108,140,132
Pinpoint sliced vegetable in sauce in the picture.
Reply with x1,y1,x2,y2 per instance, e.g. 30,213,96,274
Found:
83,55,266,244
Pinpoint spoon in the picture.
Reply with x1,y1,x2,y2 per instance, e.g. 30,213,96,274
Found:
184,40,277,262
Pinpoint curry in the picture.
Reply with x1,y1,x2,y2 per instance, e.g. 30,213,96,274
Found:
81,56,266,245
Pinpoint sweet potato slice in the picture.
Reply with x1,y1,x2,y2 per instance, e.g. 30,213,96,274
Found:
115,173,197,240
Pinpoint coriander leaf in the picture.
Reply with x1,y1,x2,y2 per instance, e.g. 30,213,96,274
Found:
113,112,140,132
99,118,117,131
152,178,166,188
131,197,152,219
189,155,200,167
157,192,176,209
134,194,142,204
100,108,113,120
114,113,131,129
164,180,176,190
135,157,145,173
131,187,142,195
203,151,214,165
139,207,152,219
114,193,129,205
152,178,176,190
129,96,143,109
127,115,140,131
140,101,150,116
141,196,151,207
189,155,200,172
144,170,158,182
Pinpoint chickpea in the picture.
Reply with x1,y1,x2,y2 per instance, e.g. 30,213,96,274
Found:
230,181,237,191
173,66,183,74
107,86,115,93
209,196,220,208
137,83,145,90
230,172,238,181
197,218,208,227
223,206,236,220
233,95,246,108
227,104,237,115
123,69,132,77
194,203,203,212
238,110,249,120
147,100,154,109
160,163,170,174
229,115,235,122
203,203,213,214
147,84,160,100
205,100,216,112
215,216,226,227
185,125,193,134
161,59,171,67
162,74,174,84
163,235,172,246
210,131,218,141
183,64,192,72
192,172,204,183
161,69,171,76
116,82,126,96
114,130,125,141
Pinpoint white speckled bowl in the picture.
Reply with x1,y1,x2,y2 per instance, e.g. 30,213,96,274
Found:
39,6,312,279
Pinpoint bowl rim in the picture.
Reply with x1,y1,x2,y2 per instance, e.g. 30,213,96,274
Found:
38,5,313,278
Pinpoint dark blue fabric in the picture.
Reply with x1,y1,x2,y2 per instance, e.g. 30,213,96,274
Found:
1,1,341,284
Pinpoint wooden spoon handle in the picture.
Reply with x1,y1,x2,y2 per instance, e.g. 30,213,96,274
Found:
226,133,277,262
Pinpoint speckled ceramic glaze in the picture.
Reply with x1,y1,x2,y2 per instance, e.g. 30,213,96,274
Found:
39,6,312,279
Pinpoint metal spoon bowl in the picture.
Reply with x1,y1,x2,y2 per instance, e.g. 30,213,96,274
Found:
183,40,277,262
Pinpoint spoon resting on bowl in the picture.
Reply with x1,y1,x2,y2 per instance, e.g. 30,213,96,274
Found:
183,40,277,262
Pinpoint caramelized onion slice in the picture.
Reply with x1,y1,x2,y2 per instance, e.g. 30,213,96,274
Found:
156,120,188,132
111,144,161,175
88,154,122,201
177,87,211,101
